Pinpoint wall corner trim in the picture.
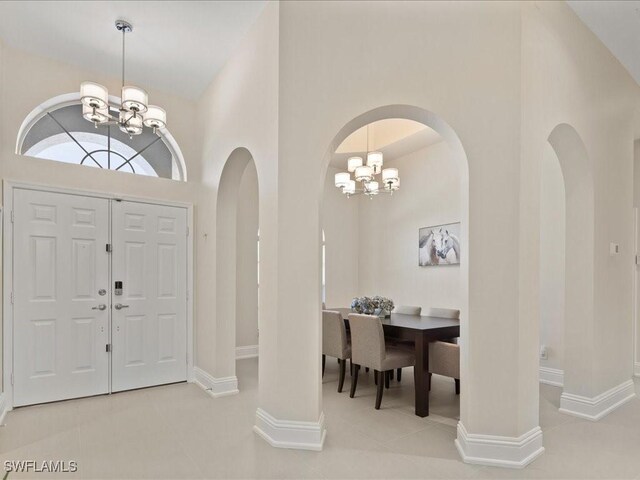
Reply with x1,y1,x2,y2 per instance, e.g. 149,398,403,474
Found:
192,366,239,398
634,363,640,378
559,379,635,421
539,367,564,387
0,393,9,425
236,345,259,360
454,422,544,469
253,408,326,452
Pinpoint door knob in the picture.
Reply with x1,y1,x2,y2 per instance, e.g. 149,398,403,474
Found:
92,304,107,311
114,303,129,310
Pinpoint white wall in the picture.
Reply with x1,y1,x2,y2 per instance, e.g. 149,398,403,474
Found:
522,1,639,400
236,161,259,349
357,141,462,311
324,140,463,313
539,142,565,372
0,45,200,186
0,42,200,396
279,0,524,439
322,166,359,308
194,1,279,406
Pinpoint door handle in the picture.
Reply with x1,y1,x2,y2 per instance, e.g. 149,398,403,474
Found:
114,303,129,310
92,304,107,311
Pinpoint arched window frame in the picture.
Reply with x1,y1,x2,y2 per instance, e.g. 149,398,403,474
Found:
16,92,188,181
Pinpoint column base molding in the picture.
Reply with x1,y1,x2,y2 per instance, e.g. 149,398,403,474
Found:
455,422,544,469
559,379,635,421
254,407,326,451
193,366,239,398
539,367,564,387
236,345,259,359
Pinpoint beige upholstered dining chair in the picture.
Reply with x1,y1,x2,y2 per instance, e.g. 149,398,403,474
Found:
394,305,422,316
427,308,461,394
326,307,352,319
322,310,351,392
348,313,415,409
425,307,460,319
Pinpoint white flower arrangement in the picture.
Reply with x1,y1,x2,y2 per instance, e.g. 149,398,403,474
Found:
351,296,395,317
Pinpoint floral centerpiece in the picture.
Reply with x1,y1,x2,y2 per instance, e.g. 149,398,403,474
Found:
351,296,395,318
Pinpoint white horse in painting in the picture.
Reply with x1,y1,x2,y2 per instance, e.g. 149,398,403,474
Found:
434,228,460,264
419,230,439,266
419,228,460,266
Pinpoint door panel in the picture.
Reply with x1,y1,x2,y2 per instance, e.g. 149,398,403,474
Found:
13,189,110,406
111,201,187,391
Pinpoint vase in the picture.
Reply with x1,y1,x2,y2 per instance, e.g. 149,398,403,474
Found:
375,308,390,318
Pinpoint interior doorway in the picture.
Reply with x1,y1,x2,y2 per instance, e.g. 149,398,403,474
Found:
543,124,595,406
538,142,566,387
319,105,469,423
215,148,260,388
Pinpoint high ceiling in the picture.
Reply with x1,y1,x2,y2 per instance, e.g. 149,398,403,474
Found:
0,1,267,100
330,119,442,169
2,2,635,102
568,1,640,86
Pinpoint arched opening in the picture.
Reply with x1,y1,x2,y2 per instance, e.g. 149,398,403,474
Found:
539,142,566,389
16,93,187,181
319,105,469,426
216,148,260,389
542,124,595,405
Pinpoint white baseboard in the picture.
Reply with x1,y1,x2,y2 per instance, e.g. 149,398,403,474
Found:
539,367,564,387
253,407,326,452
0,393,8,425
193,366,239,398
559,379,635,421
236,345,259,360
455,422,544,469
634,363,640,377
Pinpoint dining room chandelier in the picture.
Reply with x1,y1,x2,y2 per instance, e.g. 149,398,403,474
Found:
334,125,399,197
79,20,166,138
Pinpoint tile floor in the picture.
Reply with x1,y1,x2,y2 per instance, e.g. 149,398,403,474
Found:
1,358,639,479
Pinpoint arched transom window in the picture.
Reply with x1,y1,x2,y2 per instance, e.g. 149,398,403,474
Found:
18,100,186,181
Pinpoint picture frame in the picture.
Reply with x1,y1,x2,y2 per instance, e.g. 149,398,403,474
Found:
418,222,461,266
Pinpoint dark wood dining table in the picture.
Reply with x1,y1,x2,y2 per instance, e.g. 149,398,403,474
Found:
332,308,460,417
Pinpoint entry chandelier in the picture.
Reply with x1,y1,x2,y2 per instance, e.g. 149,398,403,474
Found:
79,20,166,137
334,125,399,197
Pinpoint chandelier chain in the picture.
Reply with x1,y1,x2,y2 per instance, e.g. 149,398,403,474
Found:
121,27,125,89
79,20,167,137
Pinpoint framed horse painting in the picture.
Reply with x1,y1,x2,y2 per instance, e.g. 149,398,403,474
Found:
419,222,461,266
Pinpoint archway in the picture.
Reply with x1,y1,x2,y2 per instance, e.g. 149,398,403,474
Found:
216,147,260,391
538,142,566,388
544,124,596,408
319,104,470,431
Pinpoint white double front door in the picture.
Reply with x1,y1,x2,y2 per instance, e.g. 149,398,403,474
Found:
12,188,188,407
